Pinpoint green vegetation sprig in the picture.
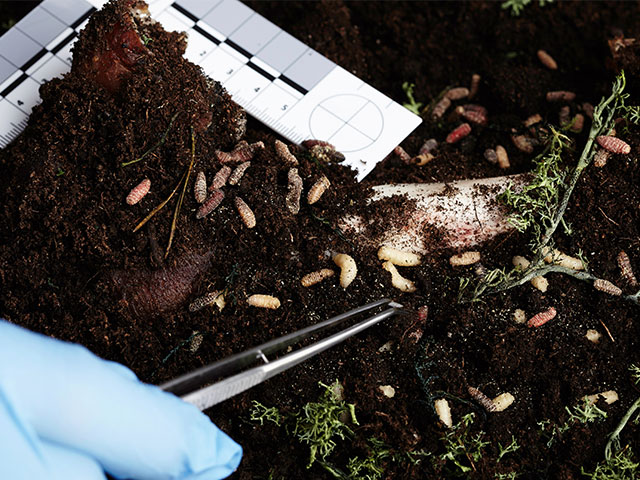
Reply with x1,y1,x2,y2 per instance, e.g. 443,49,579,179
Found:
402,82,423,115
501,0,553,16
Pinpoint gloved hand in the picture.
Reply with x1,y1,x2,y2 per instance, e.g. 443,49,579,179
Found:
0,320,242,480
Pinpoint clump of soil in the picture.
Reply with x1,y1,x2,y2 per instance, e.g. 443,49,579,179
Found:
2,1,640,479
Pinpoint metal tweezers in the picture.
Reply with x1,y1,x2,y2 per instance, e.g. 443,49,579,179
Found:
160,298,403,411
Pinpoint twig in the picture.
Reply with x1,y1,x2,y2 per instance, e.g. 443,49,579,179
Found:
133,170,186,232
599,319,615,342
122,112,180,167
605,396,640,460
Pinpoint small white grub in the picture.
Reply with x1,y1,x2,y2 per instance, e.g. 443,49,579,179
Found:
379,385,396,398
450,251,481,266
247,294,281,309
585,329,602,344
514,254,549,292
307,175,331,204
496,145,510,169
378,245,421,266
586,390,619,405
434,398,453,428
301,268,334,287
382,261,417,293
378,341,394,353
513,309,527,324
542,248,584,270
333,253,358,288
492,392,515,412
331,382,345,402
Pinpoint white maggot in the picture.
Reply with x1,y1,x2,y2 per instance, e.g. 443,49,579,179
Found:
382,261,417,293
378,245,421,266
333,253,357,288
434,398,453,428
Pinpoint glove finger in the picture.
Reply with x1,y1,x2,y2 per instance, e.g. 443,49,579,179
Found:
0,391,105,480
0,321,242,480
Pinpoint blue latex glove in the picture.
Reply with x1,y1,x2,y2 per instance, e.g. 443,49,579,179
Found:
0,320,242,480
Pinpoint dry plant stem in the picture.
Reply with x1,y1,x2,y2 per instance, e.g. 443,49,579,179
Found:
605,396,640,460
133,170,186,232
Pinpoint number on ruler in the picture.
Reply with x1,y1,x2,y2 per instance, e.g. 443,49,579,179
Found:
226,68,234,75
254,87,260,92
282,104,288,111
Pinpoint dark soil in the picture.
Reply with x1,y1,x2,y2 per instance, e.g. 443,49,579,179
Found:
1,1,640,479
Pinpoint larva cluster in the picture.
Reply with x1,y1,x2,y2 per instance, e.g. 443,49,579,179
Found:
196,189,224,219
194,171,207,203
445,87,469,100
542,248,584,270
432,96,451,119
247,294,280,309
537,49,558,70
596,135,631,154
496,145,510,169
210,166,231,190
228,161,251,186
467,386,497,412
188,290,224,312
449,251,481,266
393,145,412,164
528,307,556,328
434,398,453,428
274,139,298,165
593,278,622,296
382,261,417,293
235,196,256,228
378,245,421,266
301,268,334,287
307,175,331,204
286,168,303,214
617,250,638,287
446,123,471,144
333,253,357,288
126,178,151,205
546,90,576,102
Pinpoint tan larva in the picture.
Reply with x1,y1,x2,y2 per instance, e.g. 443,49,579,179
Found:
434,398,453,428
593,149,610,168
333,253,357,288
511,134,535,153
523,113,543,128
188,290,224,312
585,329,602,344
617,250,638,287
247,294,280,309
593,278,622,296
413,153,434,166
596,135,631,154
546,90,576,102
210,166,231,190
431,96,451,119
467,386,497,412
393,145,412,164
586,390,619,405
274,139,298,165
492,393,515,412
513,309,527,324
286,168,303,215
301,268,334,287
235,196,256,228
194,171,207,203
542,248,584,270
309,144,345,163
228,161,251,186
528,307,556,328
216,141,264,163
484,148,498,165
196,189,224,219
512,255,548,292
469,73,481,99
378,245,421,266
537,49,558,70
496,145,510,169
126,178,151,205
382,261,417,293
445,87,469,100
307,175,331,204
449,251,481,266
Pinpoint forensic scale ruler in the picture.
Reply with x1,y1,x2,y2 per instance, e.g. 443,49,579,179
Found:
0,0,421,180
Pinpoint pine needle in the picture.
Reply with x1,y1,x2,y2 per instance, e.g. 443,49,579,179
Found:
132,169,186,233
122,111,180,167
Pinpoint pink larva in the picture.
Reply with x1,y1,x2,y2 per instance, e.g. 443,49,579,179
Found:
593,278,622,296
432,96,451,119
216,141,264,164
194,171,207,203
274,139,298,165
546,91,576,102
210,166,231,190
393,145,412,164
617,250,638,287
126,178,151,205
228,161,251,186
528,307,557,328
235,196,256,228
196,189,224,219
445,87,469,101
467,386,497,412
446,123,471,144
596,135,631,154
461,107,487,125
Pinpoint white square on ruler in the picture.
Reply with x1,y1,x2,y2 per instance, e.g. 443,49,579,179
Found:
223,65,271,105
347,101,384,141
308,106,343,141
6,77,42,115
246,82,297,121
184,29,217,65
33,55,70,84
199,47,242,84
154,10,189,33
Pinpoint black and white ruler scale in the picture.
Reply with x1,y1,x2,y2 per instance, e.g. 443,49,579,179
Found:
0,0,421,180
